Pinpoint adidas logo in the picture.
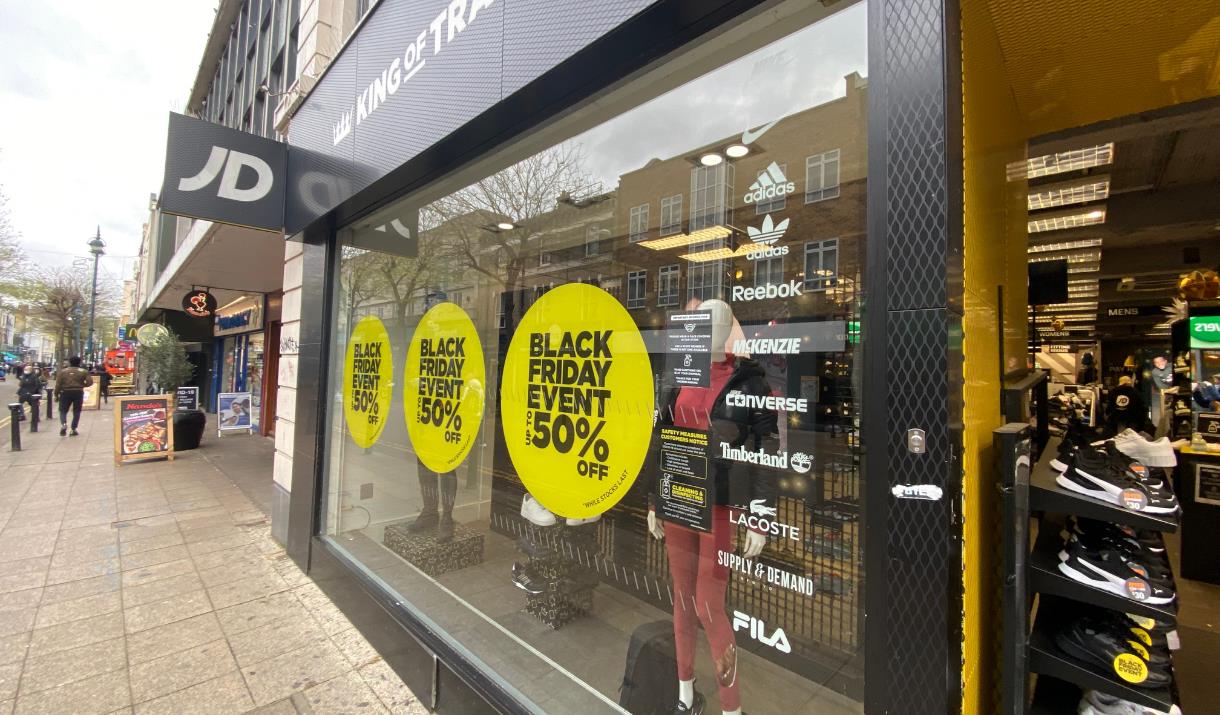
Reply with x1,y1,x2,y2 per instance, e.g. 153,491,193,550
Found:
746,214,789,245
743,162,796,205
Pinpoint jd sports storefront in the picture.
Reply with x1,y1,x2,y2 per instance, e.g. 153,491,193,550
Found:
186,0,968,712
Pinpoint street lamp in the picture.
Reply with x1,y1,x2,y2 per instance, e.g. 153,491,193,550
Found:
85,227,105,363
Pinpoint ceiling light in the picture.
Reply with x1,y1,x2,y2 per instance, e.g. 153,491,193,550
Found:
1007,142,1114,181
1067,262,1100,274
700,153,724,166
496,222,516,230
1027,207,1107,233
1036,302,1098,312
1027,238,1103,254
1029,250,1102,264
639,225,733,251
725,144,749,158
1027,177,1110,210
680,247,738,262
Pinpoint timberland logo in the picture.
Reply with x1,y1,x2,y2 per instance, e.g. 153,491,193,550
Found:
733,611,791,653
743,163,795,205
178,146,274,202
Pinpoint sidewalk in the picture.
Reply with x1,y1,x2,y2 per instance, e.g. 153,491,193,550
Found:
0,405,426,714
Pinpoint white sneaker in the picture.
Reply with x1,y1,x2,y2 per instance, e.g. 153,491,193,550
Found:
1112,429,1177,467
566,514,601,526
520,494,557,527
1080,689,1181,715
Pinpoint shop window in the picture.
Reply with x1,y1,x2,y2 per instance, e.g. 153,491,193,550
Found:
323,7,869,712
660,194,683,235
629,203,649,242
805,149,841,203
804,238,839,290
627,270,646,309
658,264,680,307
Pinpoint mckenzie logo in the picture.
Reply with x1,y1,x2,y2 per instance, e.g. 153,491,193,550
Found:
731,280,802,303
743,162,796,205
725,390,808,413
730,499,801,541
730,337,801,355
719,443,812,474
178,146,274,202
733,611,792,654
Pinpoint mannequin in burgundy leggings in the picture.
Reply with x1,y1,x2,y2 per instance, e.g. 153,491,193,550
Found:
647,299,778,715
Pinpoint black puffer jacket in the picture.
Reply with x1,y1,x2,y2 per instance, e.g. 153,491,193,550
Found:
649,357,778,511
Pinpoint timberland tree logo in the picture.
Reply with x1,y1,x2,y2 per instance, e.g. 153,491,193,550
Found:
178,146,274,202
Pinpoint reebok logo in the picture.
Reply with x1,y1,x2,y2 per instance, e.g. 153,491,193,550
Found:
743,162,795,205
733,611,792,654
730,337,801,355
731,280,802,302
178,146,274,202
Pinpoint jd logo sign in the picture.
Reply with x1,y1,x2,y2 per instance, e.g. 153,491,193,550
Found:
160,113,287,232
178,147,274,202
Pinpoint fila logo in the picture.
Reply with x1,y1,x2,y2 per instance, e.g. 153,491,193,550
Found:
743,162,795,205
732,611,792,653
178,146,274,202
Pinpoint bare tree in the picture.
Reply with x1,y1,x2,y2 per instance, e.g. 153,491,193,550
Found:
0,185,25,304
20,266,120,361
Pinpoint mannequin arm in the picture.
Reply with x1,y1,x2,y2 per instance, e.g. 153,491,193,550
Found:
646,509,665,539
742,529,765,558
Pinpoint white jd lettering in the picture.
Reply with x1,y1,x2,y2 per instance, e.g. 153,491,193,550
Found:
179,146,273,202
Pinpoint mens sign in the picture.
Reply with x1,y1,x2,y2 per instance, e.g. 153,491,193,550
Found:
160,113,287,232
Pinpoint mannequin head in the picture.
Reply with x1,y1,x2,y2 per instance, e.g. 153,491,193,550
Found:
699,298,735,361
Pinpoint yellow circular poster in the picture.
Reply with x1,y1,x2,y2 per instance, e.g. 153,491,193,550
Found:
343,315,394,448
403,302,486,472
501,283,654,519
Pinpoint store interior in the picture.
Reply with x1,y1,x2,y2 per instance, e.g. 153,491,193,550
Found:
963,2,1220,713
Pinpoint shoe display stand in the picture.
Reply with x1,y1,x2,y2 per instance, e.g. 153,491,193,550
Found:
998,426,1182,715
383,521,485,577
517,521,600,630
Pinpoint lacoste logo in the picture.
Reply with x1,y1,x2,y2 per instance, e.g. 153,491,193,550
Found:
743,162,795,205
746,214,789,245
740,120,779,145
178,146,274,202
749,499,777,518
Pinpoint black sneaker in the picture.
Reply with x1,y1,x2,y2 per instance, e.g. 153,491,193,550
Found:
1069,517,1166,555
673,690,705,715
1058,540,1175,604
69,429,78,436
1077,610,1173,669
59,426,66,436
1053,616,1171,688
1056,464,1178,514
1101,442,1164,489
510,562,548,595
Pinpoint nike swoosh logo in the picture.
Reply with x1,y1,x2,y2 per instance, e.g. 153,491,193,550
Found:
741,120,779,145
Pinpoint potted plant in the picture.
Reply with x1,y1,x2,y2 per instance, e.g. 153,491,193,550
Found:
138,326,206,450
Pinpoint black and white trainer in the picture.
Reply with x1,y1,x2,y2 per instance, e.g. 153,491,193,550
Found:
1058,541,1176,604
1056,463,1178,514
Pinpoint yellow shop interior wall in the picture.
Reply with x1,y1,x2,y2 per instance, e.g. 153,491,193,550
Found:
959,2,1030,712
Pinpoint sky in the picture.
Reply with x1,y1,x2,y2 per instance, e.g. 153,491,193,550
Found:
0,1,217,286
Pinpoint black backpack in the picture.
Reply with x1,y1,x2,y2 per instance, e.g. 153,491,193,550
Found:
618,620,678,715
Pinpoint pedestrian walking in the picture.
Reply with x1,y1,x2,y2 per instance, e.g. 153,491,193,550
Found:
54,356,93,436
15,366,41,421
98,369,111,404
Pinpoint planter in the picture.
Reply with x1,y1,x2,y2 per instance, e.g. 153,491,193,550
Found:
173,409,207,450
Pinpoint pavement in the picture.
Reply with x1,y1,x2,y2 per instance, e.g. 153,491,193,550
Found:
0,403,426,714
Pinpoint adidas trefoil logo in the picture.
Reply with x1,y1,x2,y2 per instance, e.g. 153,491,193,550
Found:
746,214,789,245
743,162,796,205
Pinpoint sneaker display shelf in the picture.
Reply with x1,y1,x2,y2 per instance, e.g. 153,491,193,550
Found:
997,426,1182,715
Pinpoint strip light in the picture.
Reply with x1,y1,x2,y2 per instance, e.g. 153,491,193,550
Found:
1034,315,1094,323
680,242,777,262
638,225,732,250
1007,143,1114,181
1028,207,1106,234
1029,250,1102,264
1027,238,1103,254
1027,177,1110,210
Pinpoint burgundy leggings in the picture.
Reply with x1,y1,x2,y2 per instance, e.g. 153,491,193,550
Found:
664,505,740,711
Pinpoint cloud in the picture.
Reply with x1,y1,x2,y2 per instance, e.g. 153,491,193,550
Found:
0,0,216,281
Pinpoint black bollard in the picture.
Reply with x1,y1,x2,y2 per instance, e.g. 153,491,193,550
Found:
8,403,20,451
45,388,52,419
28,398,39,433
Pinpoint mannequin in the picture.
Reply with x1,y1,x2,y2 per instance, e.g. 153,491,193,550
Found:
648,298,776,715
406,457,456,542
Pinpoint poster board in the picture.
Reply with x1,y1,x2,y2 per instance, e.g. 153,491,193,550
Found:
114,395,174,465
217,391,253,436
83,381,101,410
175,386,199,412
1196,463,1220,507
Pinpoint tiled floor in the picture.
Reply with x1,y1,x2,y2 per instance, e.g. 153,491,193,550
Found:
0,405,425,714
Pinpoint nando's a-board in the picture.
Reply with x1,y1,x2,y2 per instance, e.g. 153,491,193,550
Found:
114,395,174,465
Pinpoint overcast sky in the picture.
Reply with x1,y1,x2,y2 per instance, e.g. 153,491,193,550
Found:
0,1,216,285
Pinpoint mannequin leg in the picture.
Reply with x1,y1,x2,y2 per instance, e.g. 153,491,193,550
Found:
437,471,456,543
664,521,701,705
694,507,740,711
407,463,438,533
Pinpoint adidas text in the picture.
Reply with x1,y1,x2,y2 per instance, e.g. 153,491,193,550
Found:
745,245,789,261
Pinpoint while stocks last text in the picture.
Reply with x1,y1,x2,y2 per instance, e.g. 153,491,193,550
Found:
526,331,614,481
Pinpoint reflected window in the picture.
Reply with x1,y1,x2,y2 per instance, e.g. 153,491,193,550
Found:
804,238,839,290
690,164,734,231
660,194,684,235
629,204,649,242
805,149,841,203
627,270,646,309
658,264,680,307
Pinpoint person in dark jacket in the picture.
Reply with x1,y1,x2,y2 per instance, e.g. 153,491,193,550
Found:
1107,375,1150,435
54,356,93,436
96,369,111,404
15,365,42,421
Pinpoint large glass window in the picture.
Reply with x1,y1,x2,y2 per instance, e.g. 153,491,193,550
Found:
805,149,841,203
323,5,868,712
